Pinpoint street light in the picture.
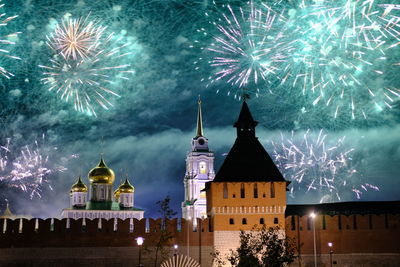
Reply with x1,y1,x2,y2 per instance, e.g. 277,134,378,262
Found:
310,212,317,267
173,244,178,267
328,242,333,267
136,237,144,267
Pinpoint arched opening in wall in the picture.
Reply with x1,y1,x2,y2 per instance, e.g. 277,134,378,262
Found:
369,215,373,229
240,183,245,198
260,218,264,225
291,216,296,230
254,183,258,198
242,218,247,225
229,218,234,225
223,183,228,199
353,215,357,229
385,214,389,229
274,218,278,224
100,188,105,199
199,161,207,174
270,183,275,198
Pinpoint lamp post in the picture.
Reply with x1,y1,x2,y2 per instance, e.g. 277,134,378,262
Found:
328,242,333,267
310,212,317,267
173,244,178,267
136,237,144,267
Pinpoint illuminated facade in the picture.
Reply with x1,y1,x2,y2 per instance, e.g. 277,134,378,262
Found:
205,100,290,263
61,156,144,221
182,97,215,220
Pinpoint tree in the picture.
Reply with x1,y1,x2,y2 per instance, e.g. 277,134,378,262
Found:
226,225,296,267
154,195,177,267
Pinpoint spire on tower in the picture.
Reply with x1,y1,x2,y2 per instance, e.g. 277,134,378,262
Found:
234,99,258,138
196,95,204,137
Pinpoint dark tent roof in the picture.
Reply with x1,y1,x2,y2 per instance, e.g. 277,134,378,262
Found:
285,201,400,217
213,101,286,183
233,100,256,128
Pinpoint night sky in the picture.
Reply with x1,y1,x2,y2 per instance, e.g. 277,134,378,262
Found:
0,0,399,218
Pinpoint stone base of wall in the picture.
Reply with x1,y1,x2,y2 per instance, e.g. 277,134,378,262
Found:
213,231,241,266
293,253,400,267
0,246,214,267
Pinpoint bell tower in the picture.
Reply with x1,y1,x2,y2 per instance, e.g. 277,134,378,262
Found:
182,96,215,220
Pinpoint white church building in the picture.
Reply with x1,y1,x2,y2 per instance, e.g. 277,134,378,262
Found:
61,156,144,221
182,97,215,220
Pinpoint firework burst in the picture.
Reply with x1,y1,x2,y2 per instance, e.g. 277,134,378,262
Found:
283,0,400,119
0,135,73,199
39,15,134,116
0,0,21,79
193,1,295,98
271,129,379,202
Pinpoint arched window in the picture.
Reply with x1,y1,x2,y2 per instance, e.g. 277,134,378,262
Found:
291,216,296,230
369,215,373,229
229,218,234,225
260,218,264,225
270,183,275,198
274,217,279,224
199,161,207,174
240,183,245,198
200,185,206,199
242,218,247,225
223,183,228,199
254,183,258,198
353,215,357,230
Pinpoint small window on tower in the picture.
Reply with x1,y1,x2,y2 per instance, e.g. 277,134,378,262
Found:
270,183,275,198
223,183,228,199
200,186,206,199
199,161,207,174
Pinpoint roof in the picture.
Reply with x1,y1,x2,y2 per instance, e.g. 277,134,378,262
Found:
233,100,256,128
196,96,204,138
285,201,400,216
213,101,286,183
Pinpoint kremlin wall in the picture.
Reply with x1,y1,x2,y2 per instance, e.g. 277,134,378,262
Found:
0,211,399,266
0,100,399,266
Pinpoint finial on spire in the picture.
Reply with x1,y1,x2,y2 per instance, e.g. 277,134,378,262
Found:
241,88,250,101
196,95,204,137
98,153,106,167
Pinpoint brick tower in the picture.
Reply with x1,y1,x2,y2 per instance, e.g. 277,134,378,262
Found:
204,100,290,263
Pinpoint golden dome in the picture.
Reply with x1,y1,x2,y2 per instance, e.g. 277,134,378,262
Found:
71,176,88,193
88,156,115,184
118,178,135,194
114,187,120,199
